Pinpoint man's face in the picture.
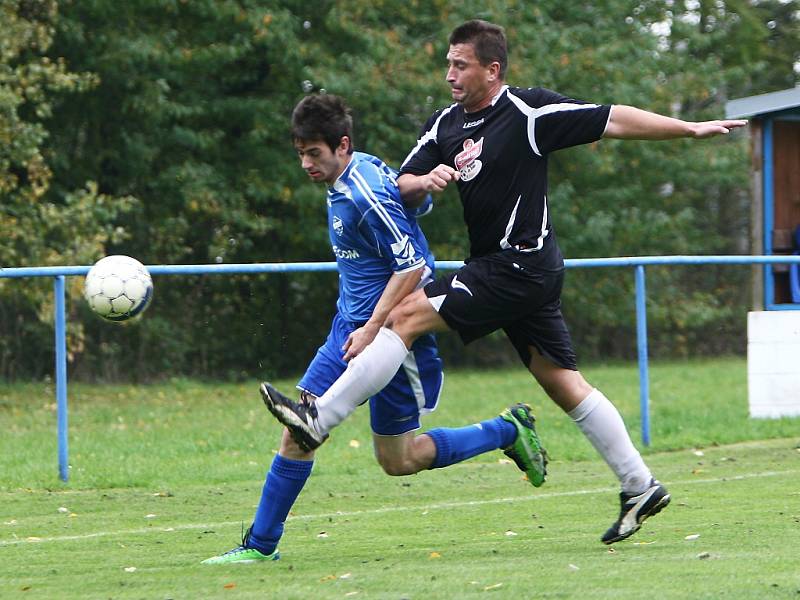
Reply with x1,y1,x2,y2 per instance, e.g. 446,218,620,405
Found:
294,137,350,185
445,43,496,111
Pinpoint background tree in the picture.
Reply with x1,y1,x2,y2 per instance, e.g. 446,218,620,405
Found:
0,0,135,378
2,0,797,380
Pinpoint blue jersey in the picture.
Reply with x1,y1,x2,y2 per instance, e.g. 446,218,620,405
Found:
327,151,434,323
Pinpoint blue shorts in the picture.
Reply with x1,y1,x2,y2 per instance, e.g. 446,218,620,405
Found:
297,312,443,436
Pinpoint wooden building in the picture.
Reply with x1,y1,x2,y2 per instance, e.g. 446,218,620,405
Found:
726,87,800,310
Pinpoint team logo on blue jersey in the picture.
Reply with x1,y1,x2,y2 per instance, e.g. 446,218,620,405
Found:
332,215,344,236
390,235,417,267
454,137,484,182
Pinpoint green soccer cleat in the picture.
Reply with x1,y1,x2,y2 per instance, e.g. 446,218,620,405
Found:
201,527,280,565
500,403,548,487
201,546,280,564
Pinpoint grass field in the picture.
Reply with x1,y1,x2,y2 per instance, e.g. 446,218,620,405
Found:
2,357,799,598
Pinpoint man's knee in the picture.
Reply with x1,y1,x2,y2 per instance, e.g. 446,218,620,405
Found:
385,289,436,341
374,432,435,475
384,294,417,332
374,438,424,476
528,361,592,411
375,453,416,476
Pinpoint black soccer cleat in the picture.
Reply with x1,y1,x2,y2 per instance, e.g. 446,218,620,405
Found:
601,479,671,544
259,382,328,452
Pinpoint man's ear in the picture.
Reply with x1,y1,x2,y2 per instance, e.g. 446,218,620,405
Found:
487,61,501,82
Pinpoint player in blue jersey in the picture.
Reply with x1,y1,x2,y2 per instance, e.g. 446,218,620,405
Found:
262,23,747,545
202,94,546,564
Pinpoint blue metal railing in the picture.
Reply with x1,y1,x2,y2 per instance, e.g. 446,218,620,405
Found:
3,254,800,482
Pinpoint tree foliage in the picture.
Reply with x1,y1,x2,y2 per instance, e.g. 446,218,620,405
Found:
0,0,137,377
1,0,798,380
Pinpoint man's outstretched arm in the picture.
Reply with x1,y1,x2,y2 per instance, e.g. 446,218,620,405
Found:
604,105,747,140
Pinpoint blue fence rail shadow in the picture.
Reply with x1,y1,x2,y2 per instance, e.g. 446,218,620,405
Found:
3,254,800,482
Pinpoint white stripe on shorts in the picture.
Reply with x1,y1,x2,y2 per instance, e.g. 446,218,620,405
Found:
402,350,426,411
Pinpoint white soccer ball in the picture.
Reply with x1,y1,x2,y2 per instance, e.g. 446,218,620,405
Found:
84,255,153,322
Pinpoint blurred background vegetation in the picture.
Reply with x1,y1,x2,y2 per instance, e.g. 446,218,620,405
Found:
1,0,798,381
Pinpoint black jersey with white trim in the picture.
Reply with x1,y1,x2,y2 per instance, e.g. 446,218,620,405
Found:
400,86,611,267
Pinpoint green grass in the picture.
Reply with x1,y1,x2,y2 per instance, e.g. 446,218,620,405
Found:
1,357,800,598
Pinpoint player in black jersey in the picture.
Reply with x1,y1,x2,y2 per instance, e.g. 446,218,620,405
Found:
264,19,746,544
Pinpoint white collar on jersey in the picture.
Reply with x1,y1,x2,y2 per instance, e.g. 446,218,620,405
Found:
491,85,509,106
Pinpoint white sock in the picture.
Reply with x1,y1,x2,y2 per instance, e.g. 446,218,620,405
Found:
569,388,652,494
314,327,408,434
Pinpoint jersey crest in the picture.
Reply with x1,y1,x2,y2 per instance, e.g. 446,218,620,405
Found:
454,137,484,182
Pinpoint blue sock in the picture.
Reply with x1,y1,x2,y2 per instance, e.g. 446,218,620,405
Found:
427,416,517,469
247,454,313,554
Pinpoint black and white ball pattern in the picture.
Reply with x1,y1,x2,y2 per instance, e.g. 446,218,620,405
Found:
84,255,153,321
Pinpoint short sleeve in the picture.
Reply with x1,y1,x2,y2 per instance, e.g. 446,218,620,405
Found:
399,110,448,176
352,167,426,274
511,88,611,156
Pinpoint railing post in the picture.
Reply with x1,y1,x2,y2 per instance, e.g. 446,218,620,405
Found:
54,276,69,482
762,118,774,309
634,265,651,446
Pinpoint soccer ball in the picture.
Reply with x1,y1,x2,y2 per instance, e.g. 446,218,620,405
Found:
84,255,153,322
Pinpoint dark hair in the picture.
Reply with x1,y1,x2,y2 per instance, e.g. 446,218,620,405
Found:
449,20,508,79
291,94,354,154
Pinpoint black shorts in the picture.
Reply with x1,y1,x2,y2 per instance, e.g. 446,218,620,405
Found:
424,252,577,370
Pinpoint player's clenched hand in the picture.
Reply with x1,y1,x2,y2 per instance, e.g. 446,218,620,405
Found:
422,164,460,193
342,322,381,361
